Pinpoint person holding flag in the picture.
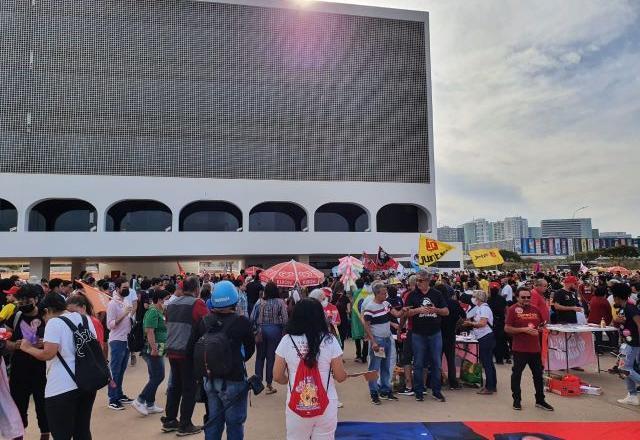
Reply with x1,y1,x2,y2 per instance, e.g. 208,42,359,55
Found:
351,279,371,364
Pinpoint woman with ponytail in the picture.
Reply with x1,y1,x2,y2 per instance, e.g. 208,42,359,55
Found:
273,299,347,440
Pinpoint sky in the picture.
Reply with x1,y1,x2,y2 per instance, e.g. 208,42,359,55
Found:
331,0,640,236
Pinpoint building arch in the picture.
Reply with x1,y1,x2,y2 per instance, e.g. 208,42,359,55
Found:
314,203,369,232
376,203,431,233
0,199,18,231
28,199,97,231
106,200,172,232
179,201,243,231
249,202,308,232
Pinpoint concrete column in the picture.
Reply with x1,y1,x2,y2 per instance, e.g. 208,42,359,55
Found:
297,255,310,264
30,258,51,282
171,206,180,232
71,259,85,280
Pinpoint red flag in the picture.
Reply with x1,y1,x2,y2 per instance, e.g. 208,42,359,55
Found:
76,280,110,314
177,261,186,276
376,246,398,271
361,252,378,272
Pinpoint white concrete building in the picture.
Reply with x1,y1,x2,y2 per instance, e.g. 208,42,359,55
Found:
0,0,435,278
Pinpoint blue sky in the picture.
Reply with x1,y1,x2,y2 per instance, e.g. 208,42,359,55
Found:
334,0,640,235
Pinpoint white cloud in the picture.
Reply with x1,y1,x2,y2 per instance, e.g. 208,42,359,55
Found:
335,0,640,235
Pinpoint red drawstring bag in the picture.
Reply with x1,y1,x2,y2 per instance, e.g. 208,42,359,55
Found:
287,335,331,418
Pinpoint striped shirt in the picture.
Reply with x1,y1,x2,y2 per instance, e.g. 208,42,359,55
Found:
252,298,288,326
363,300,392,338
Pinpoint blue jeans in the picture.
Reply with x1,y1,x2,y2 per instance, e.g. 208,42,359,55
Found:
478,332,497,391
367,336,392,396
620,344,640,395
412,331,443,396
204,378,248,440
139,354,165,406
108,340,129,404
254,324,282,386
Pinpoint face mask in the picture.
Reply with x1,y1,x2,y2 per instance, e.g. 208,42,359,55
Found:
321,298,329,308
19,303,35,314
471,298,478,306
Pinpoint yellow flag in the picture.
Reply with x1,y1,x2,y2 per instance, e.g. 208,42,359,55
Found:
469,248,505,268
417,236,454,267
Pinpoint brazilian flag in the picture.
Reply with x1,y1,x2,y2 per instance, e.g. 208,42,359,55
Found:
350,288,371,340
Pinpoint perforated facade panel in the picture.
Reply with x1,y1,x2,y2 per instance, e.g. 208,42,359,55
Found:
0,0,430,183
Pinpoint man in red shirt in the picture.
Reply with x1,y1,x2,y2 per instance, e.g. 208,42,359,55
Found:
505,286,553,412
531,278,550,323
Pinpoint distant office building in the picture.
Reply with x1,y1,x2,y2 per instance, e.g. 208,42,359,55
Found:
592,229,600,240
541,218,593,239
437,226,464,243
528,226,542,239
468,239,516,253
599,231,632,239
492,221,506,241
504,216,528,240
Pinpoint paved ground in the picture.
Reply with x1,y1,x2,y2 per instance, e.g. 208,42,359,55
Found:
27,343,639,439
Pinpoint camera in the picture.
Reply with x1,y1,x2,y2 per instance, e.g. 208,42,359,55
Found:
247,374,265,396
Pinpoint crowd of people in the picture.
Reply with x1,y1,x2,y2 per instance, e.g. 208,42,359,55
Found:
0,265,638,439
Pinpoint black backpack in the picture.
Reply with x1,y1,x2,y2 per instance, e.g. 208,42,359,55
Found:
194,315,238,379
128,318,145,353
56,315,111,392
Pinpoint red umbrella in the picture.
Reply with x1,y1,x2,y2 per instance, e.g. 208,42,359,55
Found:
260,259,325,288
607,266,630,275
244,266,263,276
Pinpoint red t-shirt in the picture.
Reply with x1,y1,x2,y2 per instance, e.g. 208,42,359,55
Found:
506,303,543,353
587,296,613,325
530,289,549,323
323,303,341,326
90,315,105,348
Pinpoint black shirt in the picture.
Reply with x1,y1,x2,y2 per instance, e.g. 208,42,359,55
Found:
552,289,579,324
245,281,264,306
488,294,508,325
194,313,255,381
406,288,447,336
10,309,47,375
441,298,465,337
621,304,640,347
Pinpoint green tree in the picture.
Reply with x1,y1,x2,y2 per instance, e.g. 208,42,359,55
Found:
499,249,522,263
602,245,639,265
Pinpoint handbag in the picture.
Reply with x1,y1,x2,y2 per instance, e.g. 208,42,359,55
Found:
254,302,264,344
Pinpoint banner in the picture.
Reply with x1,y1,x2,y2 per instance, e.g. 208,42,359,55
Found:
417,236,454,267
469,248,504,268
541,329,597,370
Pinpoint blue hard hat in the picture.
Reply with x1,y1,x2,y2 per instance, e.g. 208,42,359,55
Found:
211,281,239,309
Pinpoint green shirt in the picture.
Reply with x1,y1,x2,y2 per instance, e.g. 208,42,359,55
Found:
143,306,167,346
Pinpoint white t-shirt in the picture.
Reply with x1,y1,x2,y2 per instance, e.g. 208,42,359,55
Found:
501,285,513,302
467,303,493,340
43,312,97,398
275,334,343,403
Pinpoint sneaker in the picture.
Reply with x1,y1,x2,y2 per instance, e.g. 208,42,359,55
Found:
108,402,125,411
337,401,344,408
398,388,415,396
513,399,522,410
536,401,555,411
449,384,463,390
432,392,446,402
415,394,424,402
476,388,494,395
617,394,640,406
131,399,149,416
505,359,512,364
381,392,398,401
161,419,179,433
371,394,381,405
119,395,134,404
176,424,202,437
147,404,164,414
265,385,277,395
